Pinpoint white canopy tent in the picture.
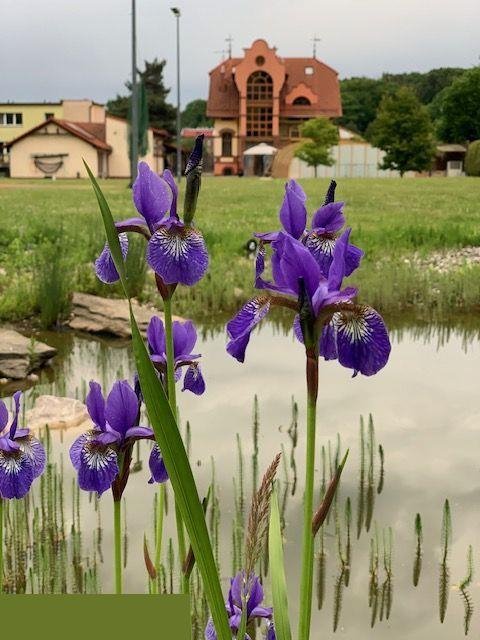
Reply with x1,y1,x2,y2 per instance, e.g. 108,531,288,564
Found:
243,142,278,156
243,142,278,176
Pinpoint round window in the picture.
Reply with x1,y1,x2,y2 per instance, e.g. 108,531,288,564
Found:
255,55,265,66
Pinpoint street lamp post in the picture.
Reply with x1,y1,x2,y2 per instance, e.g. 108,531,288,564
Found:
131,0,139,183
171,7,181,180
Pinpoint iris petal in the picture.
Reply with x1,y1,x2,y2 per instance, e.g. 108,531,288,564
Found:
105,380,139,437
279,179,307,239
148,444,169,483
17,435,46,479
0,449,34,499
182,364,206,395
77,441,118,495
147,222,209,286
95,233,128,284
311,201,345,232
335,306,391,376
86,381,106,429
133,162,172,231
147,316,166,356
0,400,8,431
226,297,271,362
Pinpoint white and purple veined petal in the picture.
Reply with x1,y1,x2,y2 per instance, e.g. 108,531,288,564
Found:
335,306,391,376
226,297,271,363
95,233,129,284
148,444,169,483
16,435,46,479
133,162,173,231
306,230,363,279
76,437,119,496
182,364,206,395
319,317,338,361
0,449,35,499
147,219,209,286
204,618,217,640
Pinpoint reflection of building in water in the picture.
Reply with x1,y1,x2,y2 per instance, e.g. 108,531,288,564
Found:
207,38,342,176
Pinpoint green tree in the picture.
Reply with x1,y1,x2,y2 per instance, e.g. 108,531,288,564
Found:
369,86,436,176
181,99,213,129
107,58,176,132
435,67,480,142
465,140,480,176
337,77,386,136
294,118,339,177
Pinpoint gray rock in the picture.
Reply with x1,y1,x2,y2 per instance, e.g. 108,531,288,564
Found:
0,329,57,379
68,292,182,338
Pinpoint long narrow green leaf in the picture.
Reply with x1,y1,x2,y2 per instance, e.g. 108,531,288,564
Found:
269,486,292,640
85,165,231,640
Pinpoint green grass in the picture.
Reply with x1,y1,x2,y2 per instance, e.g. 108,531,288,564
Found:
0,176,479,325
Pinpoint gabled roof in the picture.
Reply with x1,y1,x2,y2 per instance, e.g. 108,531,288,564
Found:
7,118,111,151
207,49,341,119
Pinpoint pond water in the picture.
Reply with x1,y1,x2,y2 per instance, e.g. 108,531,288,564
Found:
3,319,480,639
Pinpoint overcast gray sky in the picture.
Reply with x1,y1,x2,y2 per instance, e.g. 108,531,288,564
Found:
1,0,479,107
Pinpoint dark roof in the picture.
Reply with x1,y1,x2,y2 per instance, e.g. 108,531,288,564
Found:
207,55,341,118
7,118,111,151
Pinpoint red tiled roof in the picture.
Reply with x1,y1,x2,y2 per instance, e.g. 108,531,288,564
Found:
207,55,341,118
7,118,111,151
181,127,214,138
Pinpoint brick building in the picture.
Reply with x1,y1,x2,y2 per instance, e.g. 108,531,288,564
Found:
207,38,342,175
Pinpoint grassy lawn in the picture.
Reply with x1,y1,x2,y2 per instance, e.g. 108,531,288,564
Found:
0,176,479,326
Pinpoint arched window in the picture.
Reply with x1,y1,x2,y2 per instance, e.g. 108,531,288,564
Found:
292,96,311,106
246,71,273,138
221,131,232,156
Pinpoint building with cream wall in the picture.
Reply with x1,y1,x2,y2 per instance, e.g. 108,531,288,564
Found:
5,99,166,178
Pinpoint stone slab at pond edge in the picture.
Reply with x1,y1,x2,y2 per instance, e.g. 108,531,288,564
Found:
26,395,89,431
0,329,57,379
68,292,183,338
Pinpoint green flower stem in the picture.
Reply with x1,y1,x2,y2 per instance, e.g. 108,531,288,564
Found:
163,296,189,594
298,347,319,640
114,498,122,594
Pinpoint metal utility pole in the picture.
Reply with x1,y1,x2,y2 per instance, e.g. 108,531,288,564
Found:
131,0,139,183
171,7,181,180
312,35,321,58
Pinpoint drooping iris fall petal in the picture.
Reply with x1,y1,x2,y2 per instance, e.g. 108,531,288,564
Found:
226,297,271,363
335,306,391,376
147,219,209,286
148,444,169,483
95,233,128,284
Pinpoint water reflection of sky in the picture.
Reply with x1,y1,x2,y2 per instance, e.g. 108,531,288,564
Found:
8,322,480,638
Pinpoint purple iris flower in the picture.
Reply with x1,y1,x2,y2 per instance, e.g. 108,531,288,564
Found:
147,315,206,395
227,228,390,377
256,179,363,282
0,392,46,499
69,379,167,496
205,572,276,640
95,159,208,289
